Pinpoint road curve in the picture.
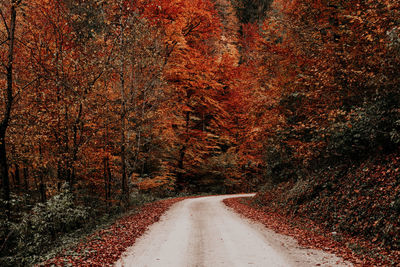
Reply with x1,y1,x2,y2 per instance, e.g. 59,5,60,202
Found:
115,194,351,267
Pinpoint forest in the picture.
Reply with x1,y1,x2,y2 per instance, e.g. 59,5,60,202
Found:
1,0,399,265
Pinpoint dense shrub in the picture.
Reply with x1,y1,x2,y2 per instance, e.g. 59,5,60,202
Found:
263,142,299,184
0,188,89,266
324,95,400,161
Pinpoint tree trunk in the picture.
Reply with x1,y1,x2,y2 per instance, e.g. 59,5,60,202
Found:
107,161,112,201
176,111,190,190
14,163,20,191
120,79,128,204
103,156,112,206
104,157,108,202
0,135,10,207
39,174,46,203
70,103,83,191
23,166,28,191
0,1,18,213
119,4,128,206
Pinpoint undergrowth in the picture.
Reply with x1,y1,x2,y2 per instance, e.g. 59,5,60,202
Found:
254,152,400,264
0,187,172,267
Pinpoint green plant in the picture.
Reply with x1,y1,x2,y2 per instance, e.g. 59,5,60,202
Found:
0,187,89,266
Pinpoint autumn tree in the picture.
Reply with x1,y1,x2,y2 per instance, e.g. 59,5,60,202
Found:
0,0,23,211
238,0,400,185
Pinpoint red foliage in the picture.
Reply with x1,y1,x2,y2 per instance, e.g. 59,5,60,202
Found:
224,197,398,266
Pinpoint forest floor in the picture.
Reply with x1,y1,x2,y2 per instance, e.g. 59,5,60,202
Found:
116,194,350,267
40,197,187,266
224,197,397,266
40,193,393,266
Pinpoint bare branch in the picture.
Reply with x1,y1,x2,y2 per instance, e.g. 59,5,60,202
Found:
0,38,7,46
0,7,9,35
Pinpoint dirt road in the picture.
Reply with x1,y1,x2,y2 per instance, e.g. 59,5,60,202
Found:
115,194,351,267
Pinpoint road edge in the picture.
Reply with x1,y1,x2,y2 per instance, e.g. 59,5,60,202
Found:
223,197,376,266
40,197,187,266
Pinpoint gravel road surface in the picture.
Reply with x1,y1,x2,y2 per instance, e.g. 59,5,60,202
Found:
115,194,351,267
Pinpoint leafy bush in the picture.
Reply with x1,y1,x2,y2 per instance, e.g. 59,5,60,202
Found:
263,142,299,184
0,187,89,266
324,95,400,160
129,191,161,207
